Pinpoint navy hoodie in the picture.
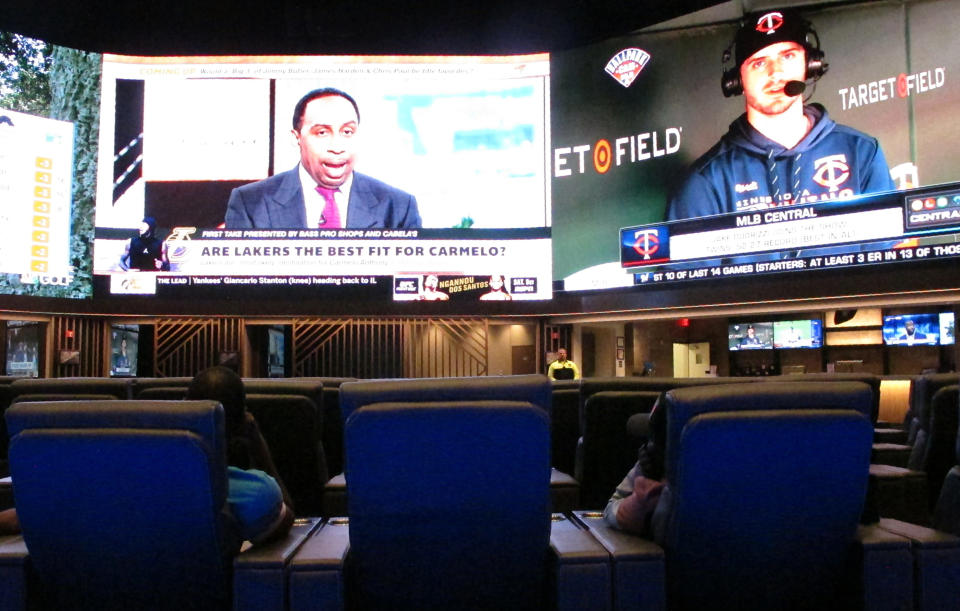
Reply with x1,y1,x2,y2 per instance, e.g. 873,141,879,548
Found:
667,104,895,221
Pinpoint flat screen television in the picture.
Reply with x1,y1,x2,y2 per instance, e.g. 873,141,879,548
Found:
5,321,42,377
728,322,773,351
939,312,955,345
0,31,99,298
92,53,553,302
109,323,139,376
267,327,285,378
882,314,939,346
773,319,823,349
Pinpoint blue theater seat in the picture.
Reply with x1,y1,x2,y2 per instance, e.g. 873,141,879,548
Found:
1,399,313,611
590,382,916,610
289,397,609,610
323,374,579,515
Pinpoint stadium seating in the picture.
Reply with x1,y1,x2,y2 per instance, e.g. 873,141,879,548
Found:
0,399,313,610
288,398,609,610
613,382,914,610
323,374,579,514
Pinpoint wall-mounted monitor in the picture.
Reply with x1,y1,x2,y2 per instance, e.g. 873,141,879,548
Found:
882,314,939,346
267,327,285,378
773,320,823,349
92,53,553,303
728,322,773,351
0,31,100,298
5,321,42,377
109,323,139,376
939,312,955,346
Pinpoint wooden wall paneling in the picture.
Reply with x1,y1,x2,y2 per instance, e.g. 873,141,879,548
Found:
291,317,487,379
153,318,243,378
51,316,107,378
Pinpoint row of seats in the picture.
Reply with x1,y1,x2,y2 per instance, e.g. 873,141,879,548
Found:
0,372,951,522
1,377,958,609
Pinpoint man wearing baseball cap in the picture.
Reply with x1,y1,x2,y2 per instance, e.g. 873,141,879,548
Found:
666,8,895,221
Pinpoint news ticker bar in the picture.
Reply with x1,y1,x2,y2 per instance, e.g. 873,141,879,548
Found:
632,241,960,286
620,183,960,270
94,228,552,296
109,272,546,301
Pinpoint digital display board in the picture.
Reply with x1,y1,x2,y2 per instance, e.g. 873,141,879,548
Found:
551,1,960,297
0,31,100,298
92,53,553,302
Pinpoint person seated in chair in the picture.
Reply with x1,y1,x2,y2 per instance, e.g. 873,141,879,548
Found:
187,366,294,545
604,398,667,539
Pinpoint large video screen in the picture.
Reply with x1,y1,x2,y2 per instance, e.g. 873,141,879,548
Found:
728,322,773,351
773,319,823,349
882,313,940,346
0,31,100,298
92,53,552,301
551,1,960,293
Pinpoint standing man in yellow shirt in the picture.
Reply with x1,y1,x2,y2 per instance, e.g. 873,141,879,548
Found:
547,348,580,380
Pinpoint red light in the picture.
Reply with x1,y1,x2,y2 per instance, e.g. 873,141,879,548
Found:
65,329,74,339
678,318,690,328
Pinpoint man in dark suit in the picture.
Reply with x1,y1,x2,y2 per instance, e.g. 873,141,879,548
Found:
225,88,421,229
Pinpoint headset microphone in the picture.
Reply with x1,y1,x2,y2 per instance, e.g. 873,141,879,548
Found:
784,80,806,96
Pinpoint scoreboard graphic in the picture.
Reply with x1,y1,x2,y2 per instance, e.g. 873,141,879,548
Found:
0,108,74,277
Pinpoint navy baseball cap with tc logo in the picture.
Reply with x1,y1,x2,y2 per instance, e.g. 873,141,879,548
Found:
735,8,812,67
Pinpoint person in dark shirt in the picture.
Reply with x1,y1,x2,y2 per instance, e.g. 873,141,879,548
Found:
187,366,294,544
120,216,169,271
667,8,894,221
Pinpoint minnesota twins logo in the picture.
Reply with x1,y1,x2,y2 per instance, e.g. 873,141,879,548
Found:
632,229,660,259
604,48,651,88
812,155,851,192
756,11,784,34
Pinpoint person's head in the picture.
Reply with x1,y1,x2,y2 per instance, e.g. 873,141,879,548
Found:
139,216,156,238
424,274,439,290
558,348,568,361
187,366,246,438
905,320,916,335
292,88,361,189
120,337,127,351
733,9,815,116
489,274,505,291
746,325,756,337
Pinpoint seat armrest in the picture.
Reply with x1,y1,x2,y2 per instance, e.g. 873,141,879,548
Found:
288,518,350,611
233,517,322,611
549,514,611,611
853,523,914,611
574,511,665,611
877,517,960,611
867,463,929,525
878,518,960,547
0,535,28,611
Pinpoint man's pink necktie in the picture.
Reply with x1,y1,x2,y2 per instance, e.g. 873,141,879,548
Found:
316,186,342,228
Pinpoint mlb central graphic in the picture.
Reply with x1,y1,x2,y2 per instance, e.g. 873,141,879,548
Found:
620,225,670,267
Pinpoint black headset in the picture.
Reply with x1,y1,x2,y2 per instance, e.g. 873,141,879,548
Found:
720,14,828,98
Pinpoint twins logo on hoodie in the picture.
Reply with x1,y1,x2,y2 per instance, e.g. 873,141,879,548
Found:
812,154,851,192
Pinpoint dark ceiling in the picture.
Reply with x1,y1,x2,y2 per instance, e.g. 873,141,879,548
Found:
1,0,723,55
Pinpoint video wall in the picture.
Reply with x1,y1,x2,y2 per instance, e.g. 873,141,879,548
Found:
7,0,960,313
551,0,960,293
0,32,100,298
91,53,553,301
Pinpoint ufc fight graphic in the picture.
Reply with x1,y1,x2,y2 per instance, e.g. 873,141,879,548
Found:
812,155,851,192
755,11,784,34
604,48,651,88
